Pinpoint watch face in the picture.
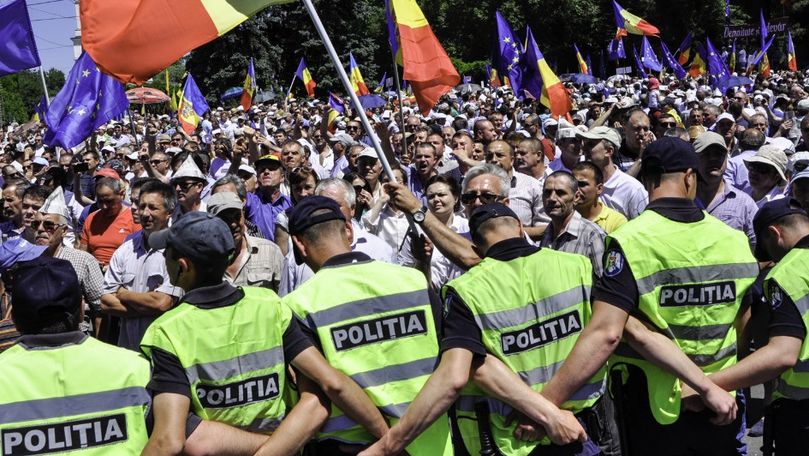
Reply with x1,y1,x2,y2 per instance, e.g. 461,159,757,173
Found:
413,210,425,222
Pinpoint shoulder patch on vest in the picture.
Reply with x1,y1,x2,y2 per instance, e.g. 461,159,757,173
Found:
770,284,784,310
604,250,624,277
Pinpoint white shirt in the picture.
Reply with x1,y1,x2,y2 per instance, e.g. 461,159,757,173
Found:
279,221,395,295
508,171,549,226
601,167,648,219
398,214,469,290
361,204,411,255
752,185,786,208
101,232,184,351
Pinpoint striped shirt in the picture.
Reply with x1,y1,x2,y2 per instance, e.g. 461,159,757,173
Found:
540,211,606,277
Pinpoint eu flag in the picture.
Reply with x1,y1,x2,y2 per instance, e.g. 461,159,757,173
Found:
705,37,731,90
495,10,523,98
43,52,128,150
640,36,662,72
608,38,626,61
0,0,41,76
660,41,686,80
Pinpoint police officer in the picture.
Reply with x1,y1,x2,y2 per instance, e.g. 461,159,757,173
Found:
677,198,808,455
141,212,387,455
539,137,757,455
280,195,454,455
0,256,152,455
360,203,594,456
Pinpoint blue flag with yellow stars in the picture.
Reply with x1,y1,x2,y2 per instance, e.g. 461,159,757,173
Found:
43,51,128,150
0,0,41,76
495,10,523,98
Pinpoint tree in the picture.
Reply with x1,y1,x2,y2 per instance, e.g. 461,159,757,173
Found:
0,68,66,124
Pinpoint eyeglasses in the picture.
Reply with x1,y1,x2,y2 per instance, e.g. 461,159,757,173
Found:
460,192,503,205
346,125,361,131
660,122,677,129
149,159,166,165
353,185,364,194
31,220,63,231
174,181,201,191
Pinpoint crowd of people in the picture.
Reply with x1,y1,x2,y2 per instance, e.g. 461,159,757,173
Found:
2,65,809,455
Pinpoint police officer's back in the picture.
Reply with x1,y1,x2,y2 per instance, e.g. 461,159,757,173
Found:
539,137,757,456
0,256,151,455
282,196,453,456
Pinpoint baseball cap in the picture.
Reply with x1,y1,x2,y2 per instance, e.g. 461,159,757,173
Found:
791,169,809,184
753,198,808,261
287,196,345,236
0,238,46,273
715,112,735,124
766,137,796,156
743,145,788,182
237,164,256,176
692,132,727,154
32,157,49,167
254,154,282,169
469,203,519,239
639,137,699,176
10,256,81,328
94,167,120,180
577,126,622,148
556,128,578,140
788,152,809,174
206,191,244,216
796,98,809,112
157,133,171,142
358,147,378,159
329,133,357,149
149,211,235,264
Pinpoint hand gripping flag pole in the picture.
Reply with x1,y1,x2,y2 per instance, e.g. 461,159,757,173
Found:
303,0,418,232
302,0,395,183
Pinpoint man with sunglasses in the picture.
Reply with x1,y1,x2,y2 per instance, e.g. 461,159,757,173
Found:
34,187,104,334
169,155,207,223
241,154,291,242
207,191,283,292
744,145,788,208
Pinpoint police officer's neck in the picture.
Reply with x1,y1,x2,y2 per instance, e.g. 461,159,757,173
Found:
307,242,352,272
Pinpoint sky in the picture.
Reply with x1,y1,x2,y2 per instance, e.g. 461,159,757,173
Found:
26,0,79,75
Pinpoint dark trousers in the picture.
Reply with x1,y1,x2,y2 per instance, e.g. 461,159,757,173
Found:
771,398,809,456
617,365,745,456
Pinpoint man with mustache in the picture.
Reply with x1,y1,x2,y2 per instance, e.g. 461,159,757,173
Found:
540,171,606,277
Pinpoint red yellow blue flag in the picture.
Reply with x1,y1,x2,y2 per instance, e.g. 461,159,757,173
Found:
295,57,317,98
612,0,659,38
240,57,256,110
349,52,370,96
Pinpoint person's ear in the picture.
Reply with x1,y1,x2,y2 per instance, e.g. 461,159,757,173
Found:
345,220,354,244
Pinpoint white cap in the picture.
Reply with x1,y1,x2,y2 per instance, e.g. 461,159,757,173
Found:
716,112,735,123
38,187,70,221
32,157,48,167
767,137,796,156
358,147,378,159
556,128,578,139
126,151,139,160
238,164,256,176
788,152,809,173
171,155,206,182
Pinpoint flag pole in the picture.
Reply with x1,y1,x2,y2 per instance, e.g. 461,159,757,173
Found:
389,52,408,157
38,67,51,105
302,0,396,183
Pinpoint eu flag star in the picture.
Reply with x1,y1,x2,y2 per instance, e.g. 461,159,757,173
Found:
82,70,90,77
504,37,511,43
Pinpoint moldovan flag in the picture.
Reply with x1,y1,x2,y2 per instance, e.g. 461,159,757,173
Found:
787,31,797,72
523,26,571,119
295,57,317,97
689,48,706,78
80,0,295,84
240,57,256,110
177,74,209,135
349,53,370,96
389,0,460,116
676,32,693,66
574,44,588,74
612,0,659,38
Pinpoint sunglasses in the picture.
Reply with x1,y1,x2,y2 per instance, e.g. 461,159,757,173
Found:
746,162,776,174
460,192,503,205
149,159,166,165
31,219,63,231
175,181,201,191
660,122,677,129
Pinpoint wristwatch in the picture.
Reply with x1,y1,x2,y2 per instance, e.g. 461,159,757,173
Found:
412,208,426,224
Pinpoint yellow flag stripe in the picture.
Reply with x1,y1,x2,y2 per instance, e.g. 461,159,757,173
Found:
202,0,295,35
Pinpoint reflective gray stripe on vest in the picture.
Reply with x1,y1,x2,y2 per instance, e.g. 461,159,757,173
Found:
351,357,436,389
321,400,413,434
473,286,590,331
185,346,284,384
687,343,737,366
636,262,758,295
775,379,809,400
456,380,602,417
616,341,736,367
793,295,809,314
0,386,149,423
518,361,563,386
668,323,732,341
243,416,283,433
306,289,430,328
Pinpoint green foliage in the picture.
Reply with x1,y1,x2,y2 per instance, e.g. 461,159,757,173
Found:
0,68,65,123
